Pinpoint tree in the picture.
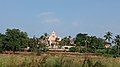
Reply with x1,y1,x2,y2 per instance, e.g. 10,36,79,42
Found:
88,36,105,53
75,33,88,47
114,35,120,55
75,33,105,53
104,32,112,54
59,36,71,46
39,33,49,45
104,31,112,43
28,36,38,52
5,28,29,52
0,33,6,52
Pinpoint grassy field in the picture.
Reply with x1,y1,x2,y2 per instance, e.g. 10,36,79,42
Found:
0,53,120,67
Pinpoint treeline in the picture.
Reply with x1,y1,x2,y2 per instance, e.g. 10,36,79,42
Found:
0,28,120,57
0,28,48,53
63,32,120,57
0,29,29,52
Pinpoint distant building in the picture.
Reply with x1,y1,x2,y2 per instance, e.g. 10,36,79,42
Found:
104,42,111,48
104,39,111,48
48,31,61,48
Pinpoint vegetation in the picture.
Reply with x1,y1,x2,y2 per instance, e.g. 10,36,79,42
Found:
104,31,112,43
0,29,29,52
0,54,119,67
114,35,120,55
0,28,120,57
0,28,120,66
69,47,76,52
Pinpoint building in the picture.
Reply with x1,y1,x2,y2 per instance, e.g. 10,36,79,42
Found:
48,31,61,48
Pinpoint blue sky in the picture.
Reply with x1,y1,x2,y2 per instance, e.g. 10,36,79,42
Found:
0,0,120,38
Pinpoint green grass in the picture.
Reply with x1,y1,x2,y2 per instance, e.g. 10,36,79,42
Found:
0,54,119,67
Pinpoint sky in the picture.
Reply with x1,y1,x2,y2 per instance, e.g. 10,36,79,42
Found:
0,0,120,38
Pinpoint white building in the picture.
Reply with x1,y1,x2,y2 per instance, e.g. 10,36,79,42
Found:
48,31,61,48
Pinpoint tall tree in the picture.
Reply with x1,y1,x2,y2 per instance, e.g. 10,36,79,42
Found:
104,31,112,43
0,33,6,52
39,33,49,45
75,33,88,47
5,28,29,52
59,36,71,46
114,35,120,55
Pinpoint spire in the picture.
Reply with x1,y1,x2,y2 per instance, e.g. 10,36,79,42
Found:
52,30,56,35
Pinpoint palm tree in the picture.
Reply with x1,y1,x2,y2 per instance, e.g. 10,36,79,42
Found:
40,33,49,45
114,35,120,55
59,36,71,46
104,31,112,43
104,31,113,48
104,32,112,54
68,36,72,45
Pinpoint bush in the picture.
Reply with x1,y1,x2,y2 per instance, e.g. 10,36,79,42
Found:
42,47,49,52
96,49,107,54
36,47,49,55
86,48,95,53
82,59,106,67
79,48,87,53
69,47,76,52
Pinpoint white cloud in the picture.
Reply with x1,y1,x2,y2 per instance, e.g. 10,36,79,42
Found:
38,12,53,17
71,22,80,27
45,18,60,23
38,11,61,23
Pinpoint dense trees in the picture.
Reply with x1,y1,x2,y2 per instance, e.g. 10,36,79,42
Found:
0,28,120,57
75,33,88,47
5,29,29,52
59,36,70,46
114,35,120,55
74,33,105,53
0,33,6,52
0,29,29,52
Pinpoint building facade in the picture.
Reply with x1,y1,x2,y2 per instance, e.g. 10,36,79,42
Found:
48,31,61,48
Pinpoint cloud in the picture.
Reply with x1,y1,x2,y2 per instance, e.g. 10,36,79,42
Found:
38,12,61,23
71,22,80,27
38,12,53,17
45,18,60,23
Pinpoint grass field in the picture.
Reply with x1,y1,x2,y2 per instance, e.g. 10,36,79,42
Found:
0,53,120,67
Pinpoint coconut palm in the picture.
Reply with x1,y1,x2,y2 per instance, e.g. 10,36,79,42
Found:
114,35,120,55
104,31,112,43
39,33,49,45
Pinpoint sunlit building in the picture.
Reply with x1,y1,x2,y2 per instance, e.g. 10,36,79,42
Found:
48,31,61,48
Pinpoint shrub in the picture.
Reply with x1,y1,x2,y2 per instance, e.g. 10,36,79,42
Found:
79,48,87,53
82,59,106,67
93,61,106,67
96,49,107,54
86,48,95,53
41,47,49,52
69,47,76,52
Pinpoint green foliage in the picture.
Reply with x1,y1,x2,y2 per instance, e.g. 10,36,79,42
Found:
96,49,107,54
0,54,120,67
79,48,95,53
4,28,29,52
69,47,76,52
75,33,105,53
0,28,120,57
114,35,120,55
0,33,6,53
59,36,71,46
79,48,87,53
93,61,106,67
82,59,106,67
104,31,112,42
0,29,29,52
75,33,88,46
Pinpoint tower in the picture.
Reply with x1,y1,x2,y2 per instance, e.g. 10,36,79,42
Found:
48,31,57,46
